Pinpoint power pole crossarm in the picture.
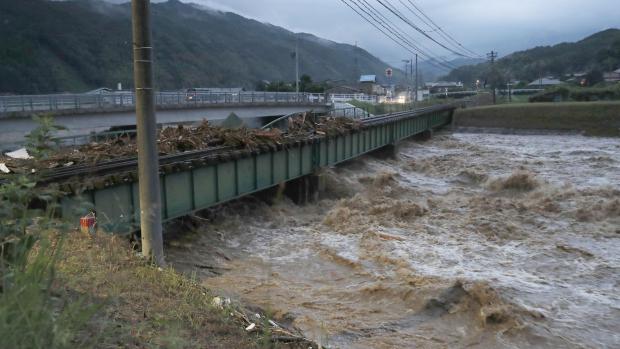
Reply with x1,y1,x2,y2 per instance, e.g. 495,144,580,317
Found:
132,0,164,266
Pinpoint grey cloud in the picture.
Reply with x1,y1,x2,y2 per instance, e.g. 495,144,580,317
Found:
109,0,620,64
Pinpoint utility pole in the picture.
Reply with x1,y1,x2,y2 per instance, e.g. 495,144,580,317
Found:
507,81,513,102
402,59,409,80
487,50,498,104
295,37,300,94
402,59,411,103
414,54,418,104
354,41,359,83
131,0,164,266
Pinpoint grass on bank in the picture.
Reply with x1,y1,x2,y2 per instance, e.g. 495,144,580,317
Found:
2,229,311,349
56,231,263,349
1,115,312,349
454,101,620,136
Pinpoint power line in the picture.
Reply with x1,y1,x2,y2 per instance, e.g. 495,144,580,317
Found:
374,0,471,58
352,0,455,70
341,0,455,72
356,0,458,69
397,0,480,58
343,0,452,72
403,0,483,58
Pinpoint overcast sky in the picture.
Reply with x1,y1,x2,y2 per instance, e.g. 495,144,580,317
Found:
114,0,620,64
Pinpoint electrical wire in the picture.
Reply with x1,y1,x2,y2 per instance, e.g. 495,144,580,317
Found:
374,0,471,58
356,0,459,69
402,0,483,58
340,0,455,72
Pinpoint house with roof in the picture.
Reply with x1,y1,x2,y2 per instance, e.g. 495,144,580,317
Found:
528,77,563,87
359,75,386,95
604,68,620,82
425,81,464,94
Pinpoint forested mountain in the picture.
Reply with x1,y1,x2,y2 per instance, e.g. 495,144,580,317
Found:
443,29,620,86
0,0,394,94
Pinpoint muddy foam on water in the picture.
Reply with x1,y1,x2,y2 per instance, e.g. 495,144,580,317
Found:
167,133,620,348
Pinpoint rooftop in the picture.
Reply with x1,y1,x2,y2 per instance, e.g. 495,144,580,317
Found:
528,77,562,86
359,75,377,83
425,81,463,88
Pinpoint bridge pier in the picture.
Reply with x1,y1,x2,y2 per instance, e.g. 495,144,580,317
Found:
414,129,433,141
371,143,401,159
284,173,326,205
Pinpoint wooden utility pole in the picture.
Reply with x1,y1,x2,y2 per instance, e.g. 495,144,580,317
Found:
295,37,300,94
487,51,498,104
402,59,411,103
414,54,418,104
131,0,164,266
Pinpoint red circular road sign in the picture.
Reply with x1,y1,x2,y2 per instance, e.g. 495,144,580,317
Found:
385,68,393,77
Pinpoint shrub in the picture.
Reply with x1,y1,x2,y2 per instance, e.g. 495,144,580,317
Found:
530,85,620,103
0,116,95,349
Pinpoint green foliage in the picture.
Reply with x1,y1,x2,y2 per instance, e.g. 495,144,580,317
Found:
0,0,391,94
0,239,98,349
0,115,95,348
584,69,605,86
24,115,67,160
486,66,506,89
1,115,67,269
256,81,296,92
444,29,620,87
529,85,620,102
455,102,620,137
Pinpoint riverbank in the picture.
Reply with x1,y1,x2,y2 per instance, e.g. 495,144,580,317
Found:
454,102,620,136
53,232,315,348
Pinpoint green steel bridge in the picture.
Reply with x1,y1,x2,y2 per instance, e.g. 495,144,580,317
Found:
54,104,456,233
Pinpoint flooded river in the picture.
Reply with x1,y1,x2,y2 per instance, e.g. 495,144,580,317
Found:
168,132,620,348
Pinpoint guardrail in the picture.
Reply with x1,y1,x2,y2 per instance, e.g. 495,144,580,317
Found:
329,93,378,104
0,91,327,115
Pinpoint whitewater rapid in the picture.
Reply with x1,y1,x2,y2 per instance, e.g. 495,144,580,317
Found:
168,132,620,348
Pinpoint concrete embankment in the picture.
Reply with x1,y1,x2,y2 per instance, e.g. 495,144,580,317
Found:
454,102,620,136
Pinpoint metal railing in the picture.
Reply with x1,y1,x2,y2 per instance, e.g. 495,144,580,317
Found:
328,107,372,119
0,91,327,115
329,93,378,104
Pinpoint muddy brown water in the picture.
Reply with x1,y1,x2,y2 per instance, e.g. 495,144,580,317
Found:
167,133,620,348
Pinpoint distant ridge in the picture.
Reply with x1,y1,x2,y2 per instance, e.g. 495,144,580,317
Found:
443,28,620,86
0,0,394,94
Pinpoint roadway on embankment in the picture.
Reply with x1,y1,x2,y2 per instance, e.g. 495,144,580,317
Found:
454,101,620,136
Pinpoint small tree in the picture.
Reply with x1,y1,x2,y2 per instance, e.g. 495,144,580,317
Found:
0,116,96,349
299,74,313,92
24,115,66,160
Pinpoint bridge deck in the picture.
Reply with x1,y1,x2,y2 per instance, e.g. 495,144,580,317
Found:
58,105,455,233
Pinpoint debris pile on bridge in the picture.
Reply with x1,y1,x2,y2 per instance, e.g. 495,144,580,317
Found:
1,114,361,174
286,112,361,137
